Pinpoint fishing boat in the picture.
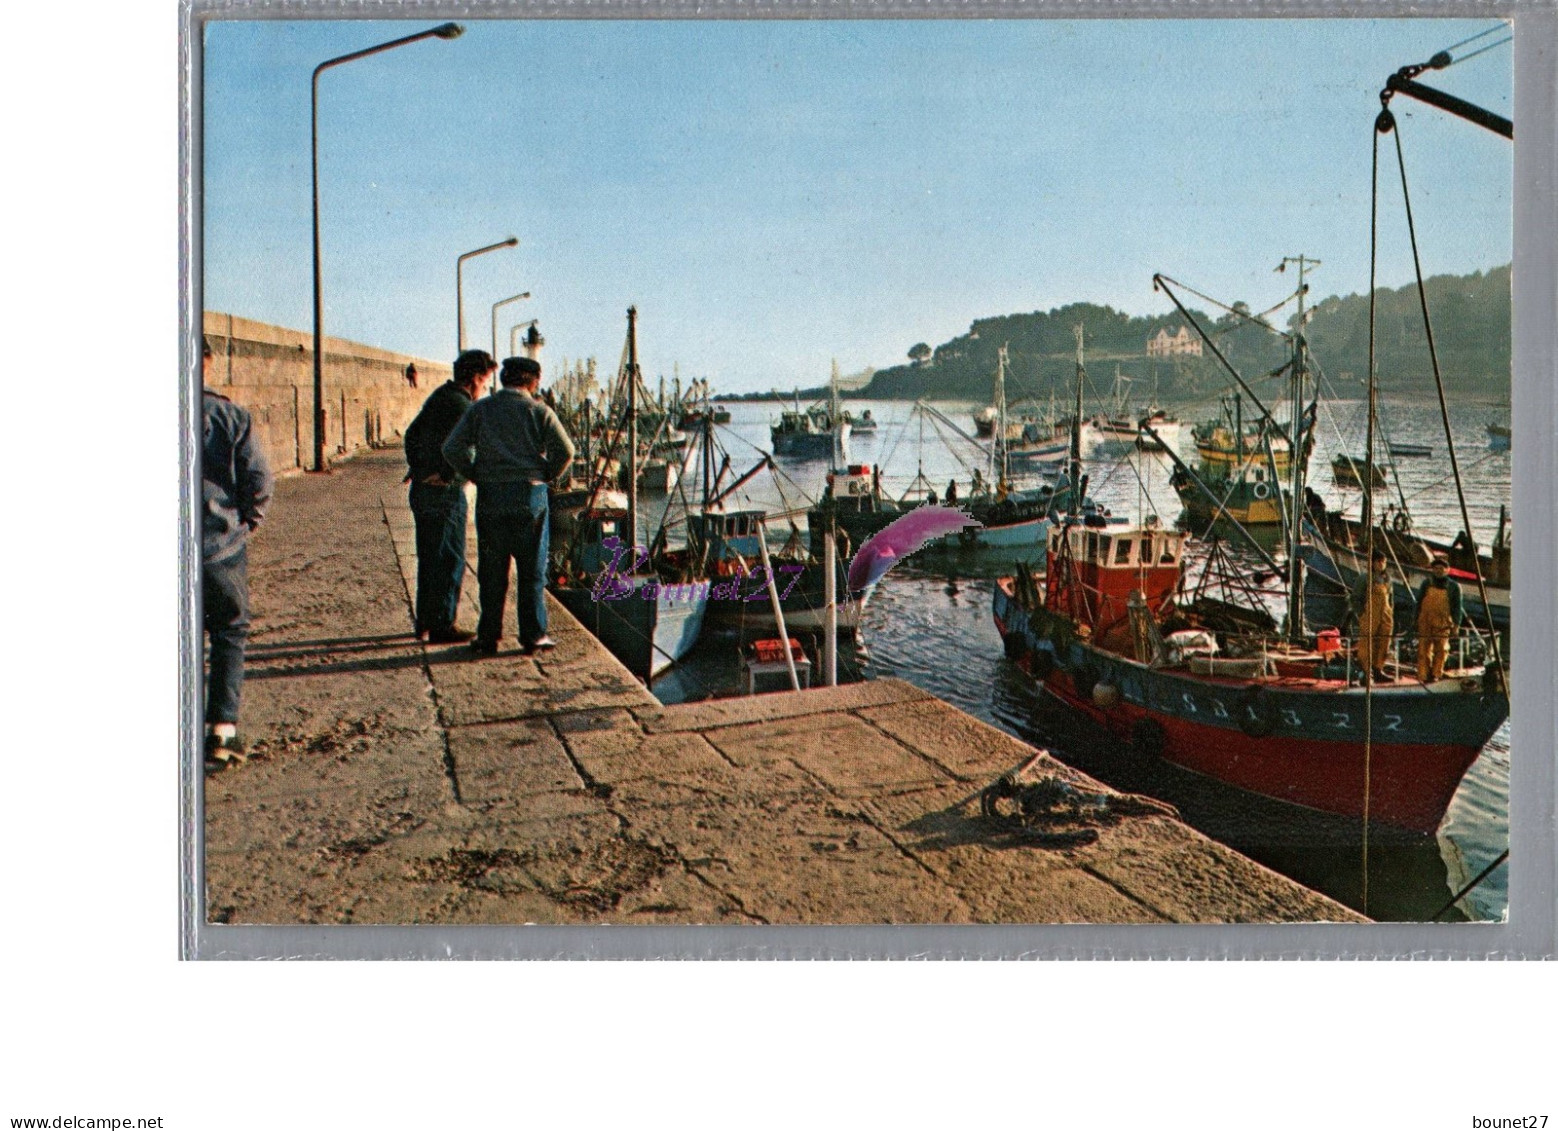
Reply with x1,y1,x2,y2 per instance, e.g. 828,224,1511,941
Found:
844,408,878,433
806,461,906,562
686,509,861,637
622,451,683,495
550,307,710,681
1169,387,1298,528
770,408,835,457
972,405,999,437
994,260,1508,835
925,336,1116,553
1080,366,1139,455
992,518,1506,834
1169,457,1287,527
664,412,861,638
1134,405,1184,453
1191,395,1295,474
1332,453,1389,490
771,361,853,458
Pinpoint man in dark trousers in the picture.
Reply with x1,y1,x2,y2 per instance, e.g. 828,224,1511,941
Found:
442,356,575,655
202,336,274,768
403,349,496,643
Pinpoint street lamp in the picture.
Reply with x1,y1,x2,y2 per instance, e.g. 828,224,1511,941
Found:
310,21,463,474
491,291,531,360
457,238,518,352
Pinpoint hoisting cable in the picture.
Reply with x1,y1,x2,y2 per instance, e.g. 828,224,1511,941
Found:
1429,848,1509,921
1362,116,1383,917
1154,275,1280,426
1438,23,1510,58
1155,273,1299,339
1384,113,1505,666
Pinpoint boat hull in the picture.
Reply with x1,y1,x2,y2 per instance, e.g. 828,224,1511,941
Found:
993,582,1506,834
1173,473,1287,527
700,564,862,636
772,421,851,458
929,515,1050,551
553,581,708,681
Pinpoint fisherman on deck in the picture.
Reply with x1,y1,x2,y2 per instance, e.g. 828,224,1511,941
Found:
1414,555,1464,683
945,479,958,506
1354,548,1394,684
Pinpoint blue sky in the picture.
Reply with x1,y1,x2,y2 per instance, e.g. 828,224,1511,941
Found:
202,18,1512,392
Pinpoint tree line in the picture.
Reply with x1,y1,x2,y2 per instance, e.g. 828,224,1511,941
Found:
842,265,1510,404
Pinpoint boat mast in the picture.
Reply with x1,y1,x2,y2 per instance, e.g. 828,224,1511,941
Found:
626,306,639,552
829,358,843,471
994,344,1009,488
1069,325,1086,516
1279,254,1319,641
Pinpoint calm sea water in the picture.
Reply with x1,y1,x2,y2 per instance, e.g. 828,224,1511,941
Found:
637,392,1513,922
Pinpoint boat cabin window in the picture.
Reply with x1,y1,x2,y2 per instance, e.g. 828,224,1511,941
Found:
1115,538,1132,565
1137,537,1151,563
599,519,618,537
1086,533,1100,560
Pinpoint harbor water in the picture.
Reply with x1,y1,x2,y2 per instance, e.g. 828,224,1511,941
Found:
635,393,1513,922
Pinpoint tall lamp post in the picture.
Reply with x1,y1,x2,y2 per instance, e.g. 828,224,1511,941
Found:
311,21,463,474
457,238,518,352
491,291,531,360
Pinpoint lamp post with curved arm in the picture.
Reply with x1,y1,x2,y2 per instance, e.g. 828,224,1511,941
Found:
457,238,518,352
310,21,463,473
491,291,531,360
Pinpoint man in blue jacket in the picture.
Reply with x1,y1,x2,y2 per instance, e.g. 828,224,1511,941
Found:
443,356,575,655
403,349,496,643
202,337,274,768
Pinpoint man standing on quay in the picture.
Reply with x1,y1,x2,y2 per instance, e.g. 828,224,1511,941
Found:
403,349,496,643
202,336,273,768
442,356,575,655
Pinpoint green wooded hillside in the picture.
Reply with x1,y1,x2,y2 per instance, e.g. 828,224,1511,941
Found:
855,265,1510,404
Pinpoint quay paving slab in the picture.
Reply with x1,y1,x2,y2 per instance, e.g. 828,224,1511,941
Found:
443,718,586,805
202,448,1366,928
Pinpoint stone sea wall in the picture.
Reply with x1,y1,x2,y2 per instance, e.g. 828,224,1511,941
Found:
201,311,452,474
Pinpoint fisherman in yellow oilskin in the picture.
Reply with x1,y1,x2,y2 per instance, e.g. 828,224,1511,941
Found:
1414,554,1465,683
1354,548,1395,684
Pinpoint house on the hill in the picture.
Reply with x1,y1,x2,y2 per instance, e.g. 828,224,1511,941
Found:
1147,325,1202,358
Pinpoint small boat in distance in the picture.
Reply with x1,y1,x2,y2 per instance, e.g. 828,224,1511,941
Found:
1487,423,1510,452
1332,453,1389,490
1388,442,1432,458
845,408,878,433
